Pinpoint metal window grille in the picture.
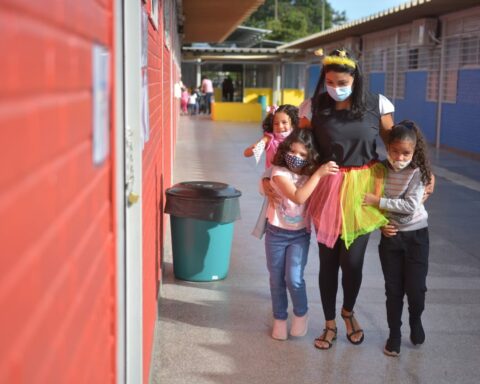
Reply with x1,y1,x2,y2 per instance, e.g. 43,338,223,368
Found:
283,63,306,89
426,46,441,101
461,35,480,67
244,64,273,88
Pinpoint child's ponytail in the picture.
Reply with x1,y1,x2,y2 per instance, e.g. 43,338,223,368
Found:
410,123,432,186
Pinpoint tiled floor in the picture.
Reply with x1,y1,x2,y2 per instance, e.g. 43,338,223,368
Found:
151,115,480,384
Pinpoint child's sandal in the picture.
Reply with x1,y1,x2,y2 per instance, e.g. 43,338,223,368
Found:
341,310,364,345
314,327,337,350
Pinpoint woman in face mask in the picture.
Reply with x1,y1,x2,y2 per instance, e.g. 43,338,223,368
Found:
296,48,396,350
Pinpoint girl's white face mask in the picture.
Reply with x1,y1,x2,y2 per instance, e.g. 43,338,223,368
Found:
387,155,411,171
274,131,291,140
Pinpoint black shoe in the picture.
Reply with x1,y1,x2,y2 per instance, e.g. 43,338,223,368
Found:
410,318,425,345
384,337,401,357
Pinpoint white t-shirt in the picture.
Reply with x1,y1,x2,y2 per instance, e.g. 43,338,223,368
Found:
267,166,309,230
298,94,395,121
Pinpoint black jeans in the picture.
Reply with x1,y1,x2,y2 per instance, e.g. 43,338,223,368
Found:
318,233,370,321
379,228,429,337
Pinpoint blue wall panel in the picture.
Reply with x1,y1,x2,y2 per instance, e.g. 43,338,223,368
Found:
369,73,386,95
306,65,321,98
441,69,480,154
394,72,437,143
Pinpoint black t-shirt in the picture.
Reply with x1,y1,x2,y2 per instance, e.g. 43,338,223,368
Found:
311,92,381,167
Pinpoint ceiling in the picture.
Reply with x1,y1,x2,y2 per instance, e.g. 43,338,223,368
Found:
182,0,265,43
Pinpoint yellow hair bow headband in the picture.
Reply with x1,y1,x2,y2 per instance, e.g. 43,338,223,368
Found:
322,50,356,69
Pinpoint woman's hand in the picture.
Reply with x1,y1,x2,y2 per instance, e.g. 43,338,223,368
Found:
262,178,281,204
380,223,398,237
363,193,380,207
317,161,339,177
298,117,312,129
422,174,435,203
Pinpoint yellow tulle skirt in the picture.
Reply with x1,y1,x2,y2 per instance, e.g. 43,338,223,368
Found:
306,161,388,249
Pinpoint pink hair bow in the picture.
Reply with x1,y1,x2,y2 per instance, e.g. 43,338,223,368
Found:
268,105,278,114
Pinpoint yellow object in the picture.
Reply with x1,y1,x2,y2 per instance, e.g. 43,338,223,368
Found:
282,89,305,107
340,162,388,248
244,88,273,105
128,192,140,205
322,55,356,69
214,88,222,103
211,102,262,122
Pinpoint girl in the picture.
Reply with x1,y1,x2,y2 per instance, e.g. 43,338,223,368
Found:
265,128,339,340
180,87,189,115
244,104,298,169
187,88,198,115
363,120,432,357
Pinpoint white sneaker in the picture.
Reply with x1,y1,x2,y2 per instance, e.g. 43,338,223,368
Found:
272,319,288,340
290,314,308,337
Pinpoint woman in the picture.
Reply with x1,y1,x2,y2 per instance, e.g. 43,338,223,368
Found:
264,48,395,349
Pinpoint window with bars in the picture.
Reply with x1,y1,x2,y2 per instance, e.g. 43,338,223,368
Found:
244,64,273,88
461,35,480,67
426,46,441,101
384,45,406,100
283,63,306,89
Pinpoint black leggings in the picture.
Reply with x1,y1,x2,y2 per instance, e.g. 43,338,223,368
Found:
379,228,429,336
318,233,370,321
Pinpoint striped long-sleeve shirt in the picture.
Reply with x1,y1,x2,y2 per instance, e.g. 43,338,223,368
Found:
379,160,428,231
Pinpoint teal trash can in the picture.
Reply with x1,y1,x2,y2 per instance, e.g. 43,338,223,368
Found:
258,95,267,119
165,181,241,282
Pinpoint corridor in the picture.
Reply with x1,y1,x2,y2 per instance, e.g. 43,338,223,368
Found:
151,115,480,384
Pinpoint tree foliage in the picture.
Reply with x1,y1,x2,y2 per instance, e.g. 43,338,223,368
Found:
245,0,347,42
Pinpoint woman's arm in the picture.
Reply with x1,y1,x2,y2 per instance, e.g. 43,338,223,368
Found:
379,113,394,146
298,117,312,129
273,161,338,204
298,99,312,129
262,176,281,204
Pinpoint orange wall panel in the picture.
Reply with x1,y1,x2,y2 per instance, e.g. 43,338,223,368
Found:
0,1,116,383
140,0,178,380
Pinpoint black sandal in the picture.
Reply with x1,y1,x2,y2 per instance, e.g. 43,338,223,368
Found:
341,310,364,345
314,327,337,350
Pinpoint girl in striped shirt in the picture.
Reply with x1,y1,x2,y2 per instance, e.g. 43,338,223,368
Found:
363,120,432,357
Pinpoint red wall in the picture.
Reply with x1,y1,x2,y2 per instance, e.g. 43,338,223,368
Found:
141,1,175,381
0,0,116,383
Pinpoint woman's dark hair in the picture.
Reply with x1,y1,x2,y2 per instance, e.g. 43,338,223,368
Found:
311,48,365,119
388,120,432,185
272,128,321,175
262,104,299,133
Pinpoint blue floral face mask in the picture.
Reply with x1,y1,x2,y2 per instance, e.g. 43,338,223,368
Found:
285,153,308,169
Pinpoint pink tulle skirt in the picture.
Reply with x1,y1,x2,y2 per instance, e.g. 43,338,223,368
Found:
306,161,388,249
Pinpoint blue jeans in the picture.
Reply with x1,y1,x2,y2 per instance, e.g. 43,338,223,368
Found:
265,223,310,320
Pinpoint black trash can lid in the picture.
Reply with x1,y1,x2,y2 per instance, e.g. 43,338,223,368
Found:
166,181,241,199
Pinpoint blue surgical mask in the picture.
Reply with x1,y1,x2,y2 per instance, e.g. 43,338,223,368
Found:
326,85,352,102
285,153,308,169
